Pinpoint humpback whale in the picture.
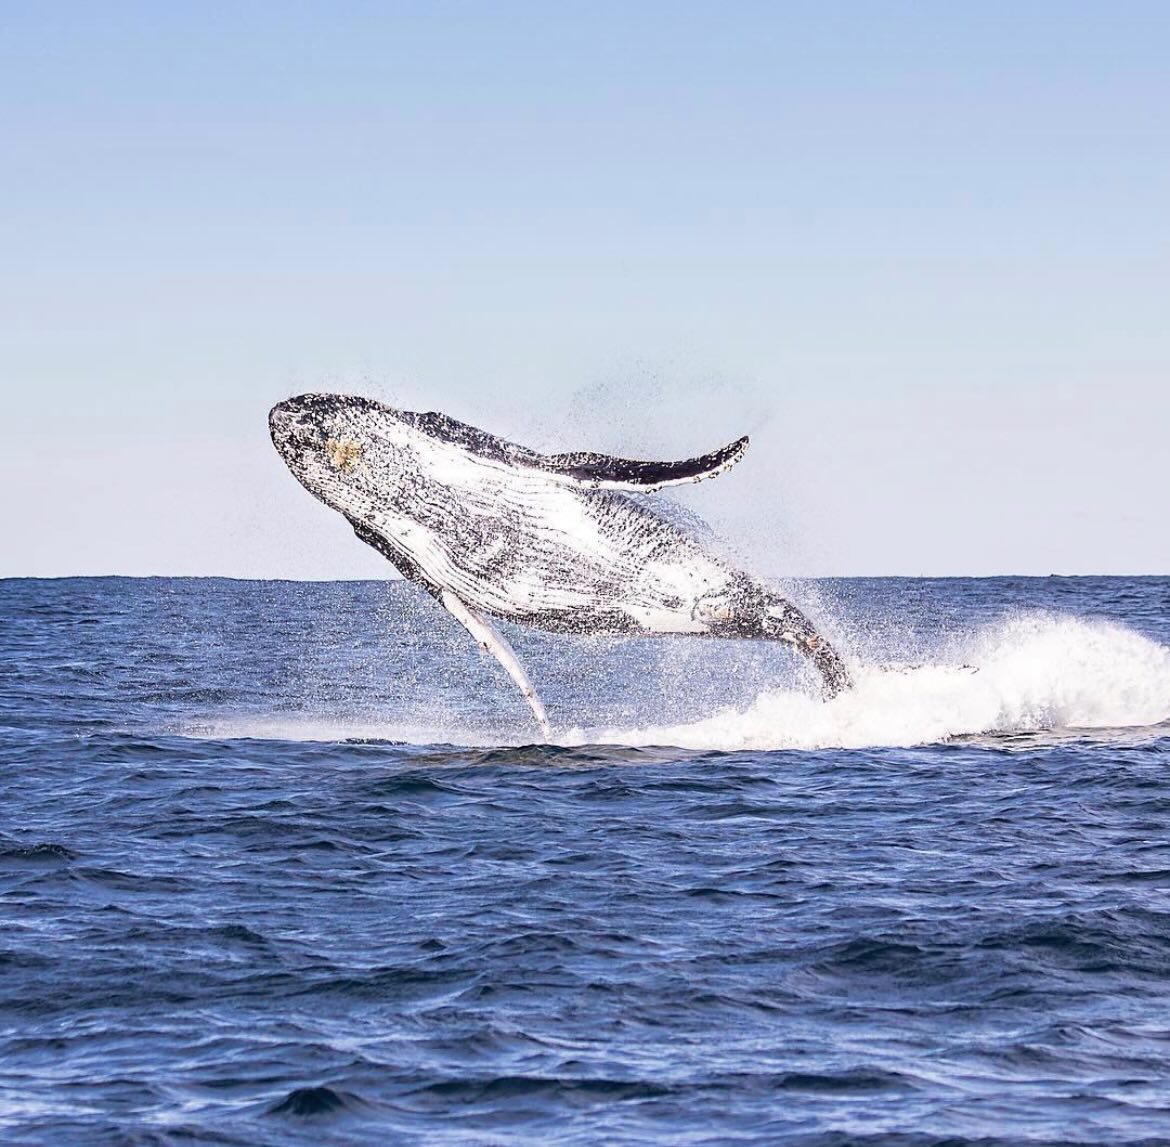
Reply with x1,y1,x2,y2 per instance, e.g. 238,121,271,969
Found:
269,393,851,736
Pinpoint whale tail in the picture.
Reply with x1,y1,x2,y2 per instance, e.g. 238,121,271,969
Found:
760,604,852,698
696,579,852,698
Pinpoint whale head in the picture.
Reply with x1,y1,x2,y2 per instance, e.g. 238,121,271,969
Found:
269,393,413,519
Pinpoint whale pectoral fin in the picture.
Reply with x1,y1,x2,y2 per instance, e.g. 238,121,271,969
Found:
403,409,747,492
438,590,552,741
543,435,749,492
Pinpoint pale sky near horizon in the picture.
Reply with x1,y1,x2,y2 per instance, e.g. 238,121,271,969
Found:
2,3,1167,579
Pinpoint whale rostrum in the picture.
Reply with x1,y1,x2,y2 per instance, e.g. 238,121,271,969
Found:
269,393,851,735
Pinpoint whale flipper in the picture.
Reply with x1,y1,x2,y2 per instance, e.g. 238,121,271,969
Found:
543,436,749,492
400,410,748,492
439,590,551,740
347,514,551,735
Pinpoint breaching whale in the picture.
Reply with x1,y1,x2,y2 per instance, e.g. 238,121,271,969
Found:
269,393,851,736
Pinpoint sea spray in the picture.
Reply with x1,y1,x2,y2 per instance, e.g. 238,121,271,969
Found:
580,613,1170,751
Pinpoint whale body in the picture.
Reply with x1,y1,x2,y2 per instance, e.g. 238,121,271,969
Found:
269,393,850,735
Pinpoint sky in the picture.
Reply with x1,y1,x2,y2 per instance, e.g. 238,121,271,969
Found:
1,2,1167,578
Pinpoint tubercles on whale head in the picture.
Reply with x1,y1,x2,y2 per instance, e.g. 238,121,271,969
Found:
270,394,358,454
269,395,327,460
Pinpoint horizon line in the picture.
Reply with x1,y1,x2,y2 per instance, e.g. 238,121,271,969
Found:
3,572,1167,584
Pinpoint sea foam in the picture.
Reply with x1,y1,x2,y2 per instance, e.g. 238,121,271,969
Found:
580,613,1170,751
189,613,1170,753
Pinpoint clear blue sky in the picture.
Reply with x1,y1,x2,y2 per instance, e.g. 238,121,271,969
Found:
2,2,1166,577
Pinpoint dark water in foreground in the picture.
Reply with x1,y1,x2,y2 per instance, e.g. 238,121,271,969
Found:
2,576,1170,1145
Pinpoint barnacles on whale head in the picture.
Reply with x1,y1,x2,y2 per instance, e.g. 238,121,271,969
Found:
325,438,364,473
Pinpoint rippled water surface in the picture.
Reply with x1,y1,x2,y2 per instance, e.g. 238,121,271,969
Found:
3,576,1170,1144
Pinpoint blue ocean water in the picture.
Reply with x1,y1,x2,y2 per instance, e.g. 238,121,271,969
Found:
2,575,1170,1145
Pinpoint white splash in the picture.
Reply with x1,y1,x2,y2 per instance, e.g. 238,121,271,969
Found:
576,613,1170,751
183,717,468,745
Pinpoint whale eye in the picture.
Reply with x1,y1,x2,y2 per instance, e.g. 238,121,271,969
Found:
325,438,364,473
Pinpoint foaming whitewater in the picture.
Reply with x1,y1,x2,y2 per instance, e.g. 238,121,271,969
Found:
581,613,1170,751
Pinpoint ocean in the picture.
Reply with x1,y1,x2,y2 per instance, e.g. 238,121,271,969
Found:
2,574,1170,1145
